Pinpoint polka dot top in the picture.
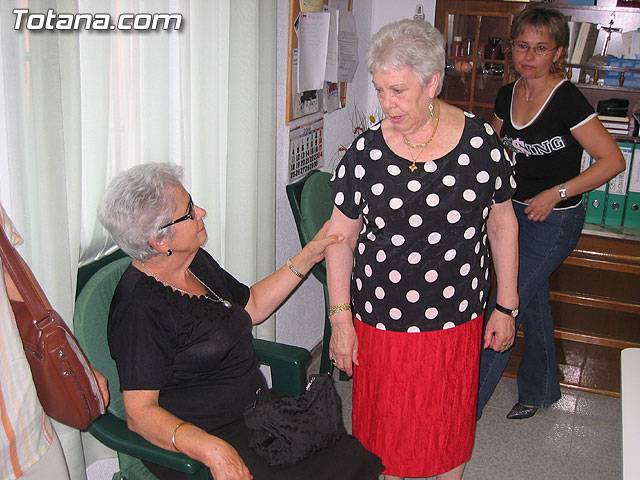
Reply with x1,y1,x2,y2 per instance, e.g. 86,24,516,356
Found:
329,112,516,332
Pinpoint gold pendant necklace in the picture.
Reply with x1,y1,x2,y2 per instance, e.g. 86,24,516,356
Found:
403,101,440,172
404,146,427,172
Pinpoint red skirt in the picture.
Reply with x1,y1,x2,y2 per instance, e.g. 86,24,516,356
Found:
352,314,483,477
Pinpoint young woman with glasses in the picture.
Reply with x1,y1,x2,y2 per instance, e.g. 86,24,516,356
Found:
476,6,625,420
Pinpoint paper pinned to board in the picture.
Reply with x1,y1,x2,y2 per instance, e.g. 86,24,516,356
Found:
338,12,358,83
298,12,330,92
325,8,339,84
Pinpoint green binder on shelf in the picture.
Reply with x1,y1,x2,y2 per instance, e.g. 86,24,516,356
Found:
585,185,606,225
579,150,591,209
584,155,606,225
604,142,633,227
623,143,640,228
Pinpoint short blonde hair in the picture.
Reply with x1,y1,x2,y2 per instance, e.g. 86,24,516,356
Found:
510,6,569,77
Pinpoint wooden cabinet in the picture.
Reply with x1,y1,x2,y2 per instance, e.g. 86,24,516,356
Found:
435,0,525,121
435,1,640,396
436,2,516,121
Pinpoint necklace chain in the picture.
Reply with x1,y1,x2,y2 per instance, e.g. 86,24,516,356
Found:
523,77,552,103
189,270,232,308
402,100,440,172
138,261,232,308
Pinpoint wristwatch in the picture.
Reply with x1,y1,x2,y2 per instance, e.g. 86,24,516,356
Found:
495,303,519,318
558,183,568,199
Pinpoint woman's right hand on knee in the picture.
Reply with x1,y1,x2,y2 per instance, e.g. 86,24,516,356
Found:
204,436,253,480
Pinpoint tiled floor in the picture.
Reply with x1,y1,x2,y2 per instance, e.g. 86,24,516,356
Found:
310,350,623,480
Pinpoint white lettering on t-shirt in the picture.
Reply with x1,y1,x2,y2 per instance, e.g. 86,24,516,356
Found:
501,135,566,157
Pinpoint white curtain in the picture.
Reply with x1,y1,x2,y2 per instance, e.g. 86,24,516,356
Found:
0,0,276,478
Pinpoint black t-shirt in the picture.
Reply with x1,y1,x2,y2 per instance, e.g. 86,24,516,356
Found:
494,79,595,208
108,249,266,432
329,113,515,332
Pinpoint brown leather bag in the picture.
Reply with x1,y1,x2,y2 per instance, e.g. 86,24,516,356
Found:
0,226,105,430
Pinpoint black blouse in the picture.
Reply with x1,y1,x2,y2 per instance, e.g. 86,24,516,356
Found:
330,114,516,332
108,249,266,432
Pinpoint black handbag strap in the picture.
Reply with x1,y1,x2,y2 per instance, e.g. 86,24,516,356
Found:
0,224,50,321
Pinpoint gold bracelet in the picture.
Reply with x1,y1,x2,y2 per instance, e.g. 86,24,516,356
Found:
171,421,193,453
329,303,351,316
287,259,305,278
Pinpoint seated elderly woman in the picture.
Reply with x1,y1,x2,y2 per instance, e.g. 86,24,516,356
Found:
97,163,384,480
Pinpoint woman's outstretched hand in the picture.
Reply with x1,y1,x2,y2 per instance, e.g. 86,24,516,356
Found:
304,221,344,265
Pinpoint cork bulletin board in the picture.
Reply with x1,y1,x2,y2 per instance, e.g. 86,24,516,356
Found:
285,0,353,124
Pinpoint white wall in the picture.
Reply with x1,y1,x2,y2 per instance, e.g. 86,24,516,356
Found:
274,0,373,349
366,0,436,114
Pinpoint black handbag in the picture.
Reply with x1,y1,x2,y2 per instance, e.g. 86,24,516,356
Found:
243,374,346,466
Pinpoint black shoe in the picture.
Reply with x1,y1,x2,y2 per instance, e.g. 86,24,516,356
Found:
506,402,538,419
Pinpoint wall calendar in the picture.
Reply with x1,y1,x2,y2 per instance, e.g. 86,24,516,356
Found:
288,114,324,183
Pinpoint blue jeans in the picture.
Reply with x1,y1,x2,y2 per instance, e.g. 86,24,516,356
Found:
477,201,585,415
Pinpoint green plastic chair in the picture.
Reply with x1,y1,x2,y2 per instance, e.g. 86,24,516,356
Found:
286,170,345,376
74,256,311,480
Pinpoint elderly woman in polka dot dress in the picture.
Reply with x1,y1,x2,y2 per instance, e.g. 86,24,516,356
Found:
325,20,519,480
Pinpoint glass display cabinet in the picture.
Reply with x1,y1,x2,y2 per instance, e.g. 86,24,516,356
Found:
439,9,513,122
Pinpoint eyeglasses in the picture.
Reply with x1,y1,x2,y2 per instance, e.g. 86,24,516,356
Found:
511,41,558,56
159,194,194,229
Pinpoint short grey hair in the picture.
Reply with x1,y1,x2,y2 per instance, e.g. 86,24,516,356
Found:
366,19,445,95
98,163,185,261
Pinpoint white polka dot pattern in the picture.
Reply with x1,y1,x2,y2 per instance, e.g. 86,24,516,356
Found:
406,290,420,303
389,198,403,209
407,180,421,192
408,252,421,264
428,232,441,244
387,165,401,176
328,116,515,332
370,149,383,160
408,214,423,227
